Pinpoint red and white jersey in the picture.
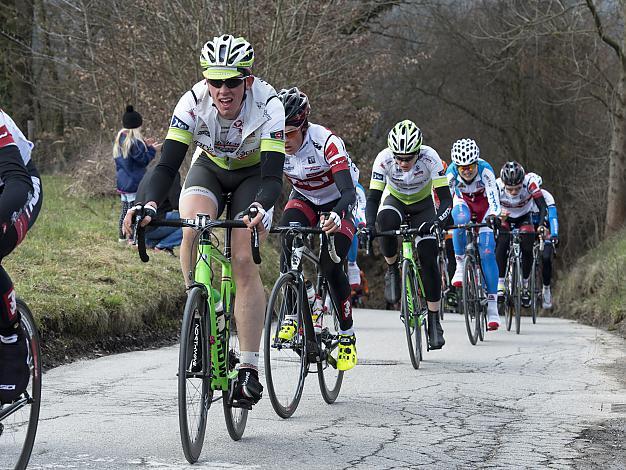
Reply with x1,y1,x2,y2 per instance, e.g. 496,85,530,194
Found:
283,123,358,206
496,172,543,219
0,110,33,167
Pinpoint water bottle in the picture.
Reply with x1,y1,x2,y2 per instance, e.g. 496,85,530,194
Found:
305,280,323,333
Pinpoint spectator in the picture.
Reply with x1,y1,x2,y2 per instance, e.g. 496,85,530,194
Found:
134,167,182,255
114,105,159,241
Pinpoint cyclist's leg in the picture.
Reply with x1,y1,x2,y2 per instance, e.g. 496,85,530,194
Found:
0,173,42,402
179,157,222,287
514,216,535,306
409,201,445,348
451,198,470,286
377,195,404,304
542,241,554,308
319,213,357,371
479,225,500,329
495,221,511,296
347,229,361,289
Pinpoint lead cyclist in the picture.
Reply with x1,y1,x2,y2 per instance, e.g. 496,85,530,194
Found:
124,35,285,409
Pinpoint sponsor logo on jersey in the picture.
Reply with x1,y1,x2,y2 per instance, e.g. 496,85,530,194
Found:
438,169,446,176
170,116,190,130
312,141,322,150
270,130,284,140
197,129,211,137
308,156,316,164
233,119,243,129
372,172,384,181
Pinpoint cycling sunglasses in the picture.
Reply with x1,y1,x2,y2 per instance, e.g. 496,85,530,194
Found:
458,163,477,171
207,77,246,89
394,153,418,163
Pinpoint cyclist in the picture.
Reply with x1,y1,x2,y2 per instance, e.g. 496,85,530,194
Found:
0,109,43,403
348,181,366,293
365,120,451,349
276,87,358,371
446,138,501,330
531,188,558,309
496,161,547,308
123,35,285,408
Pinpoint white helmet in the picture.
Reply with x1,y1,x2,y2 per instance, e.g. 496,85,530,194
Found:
387,120,423,155
200,35,254,79
450,138,480,165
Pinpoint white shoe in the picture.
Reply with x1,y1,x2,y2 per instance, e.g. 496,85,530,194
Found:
542,286,552,309
487,302,500,330
451,258,465,287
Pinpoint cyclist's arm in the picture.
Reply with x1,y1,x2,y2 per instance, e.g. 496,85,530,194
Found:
481,164,501,216
547,205,558,236
533,192,548,229
365,188,383,228
429,150,452,224
330,168,356,217
433,185,452,225
0,144,33,224
144,139,188,206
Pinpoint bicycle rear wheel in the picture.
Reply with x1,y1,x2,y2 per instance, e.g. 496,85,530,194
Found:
462,256,480,345
264,272,306,418
178,287,211,464
401,259,422,368
223,314,248,440
318,289,344,404
0,300,42,470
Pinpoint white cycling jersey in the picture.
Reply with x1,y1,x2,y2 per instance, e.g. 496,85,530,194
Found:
446,159,501,216
496,172,542,219
0,110,32,167
166,78,285,170
369,146,448,205
354,182,366,223
283,123,358,206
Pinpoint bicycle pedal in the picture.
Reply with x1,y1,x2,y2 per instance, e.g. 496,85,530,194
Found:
326,353,338,369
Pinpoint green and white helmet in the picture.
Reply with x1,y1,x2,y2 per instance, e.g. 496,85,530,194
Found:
200,35,254,79
387,120,423,155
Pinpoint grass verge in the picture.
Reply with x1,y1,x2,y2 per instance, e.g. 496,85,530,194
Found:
554,227,626,338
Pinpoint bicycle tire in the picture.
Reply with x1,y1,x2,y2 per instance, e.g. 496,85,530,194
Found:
264,272,306,418
223,312,248,440
462,256,480,345
530,256,539,324
318,289,344,404
514,257,522,335
438,255,446,321
178,287,210,464
0,300,42,470
401,259,421,368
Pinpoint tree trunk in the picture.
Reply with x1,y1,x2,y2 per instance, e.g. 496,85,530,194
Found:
10,0,34,129
605,65,626,234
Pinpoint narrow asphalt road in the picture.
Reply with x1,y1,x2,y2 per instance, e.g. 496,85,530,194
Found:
15,309,626,469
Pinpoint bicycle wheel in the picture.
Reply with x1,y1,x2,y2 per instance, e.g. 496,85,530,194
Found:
401,259,422,368
477,273,486,342
504,262,513,331
317,289,344,404
178,287,210,464
264,272,306,418
462,256,480,345
514,258,522,334
223,312,248,440
530,256,540,324
0,300,42,470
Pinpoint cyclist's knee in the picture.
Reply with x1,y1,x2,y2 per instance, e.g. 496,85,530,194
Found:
452,203,470,224
179,193,218,219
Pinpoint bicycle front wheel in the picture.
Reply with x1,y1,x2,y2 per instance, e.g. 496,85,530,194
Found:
178,287,211,464
401,259,422,368
0,300,42,470
462,256,480,345
223,315,248,440
514,258,522,335
318,289,344,404
264,272,306,418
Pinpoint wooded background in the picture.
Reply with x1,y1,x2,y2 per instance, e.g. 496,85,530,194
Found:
1,0,624,260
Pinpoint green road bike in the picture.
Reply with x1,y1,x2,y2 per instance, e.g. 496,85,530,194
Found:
371,224,430,369
0,299,42,470
136,201,261,464
264,224,344,418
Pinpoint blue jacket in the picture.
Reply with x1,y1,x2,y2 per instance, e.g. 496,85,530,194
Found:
114,136,156,193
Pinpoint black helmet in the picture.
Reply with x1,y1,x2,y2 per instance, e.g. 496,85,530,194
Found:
278,87,310,127
500,161,525,186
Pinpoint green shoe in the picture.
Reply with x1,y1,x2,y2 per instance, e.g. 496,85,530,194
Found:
336,334,357,371
277,319,297,342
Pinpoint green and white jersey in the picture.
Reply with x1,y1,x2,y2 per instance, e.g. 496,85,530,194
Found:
166,78,285,170
369,146,448,205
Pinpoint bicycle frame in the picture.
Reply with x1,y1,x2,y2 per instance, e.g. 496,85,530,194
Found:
193,230,236,392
